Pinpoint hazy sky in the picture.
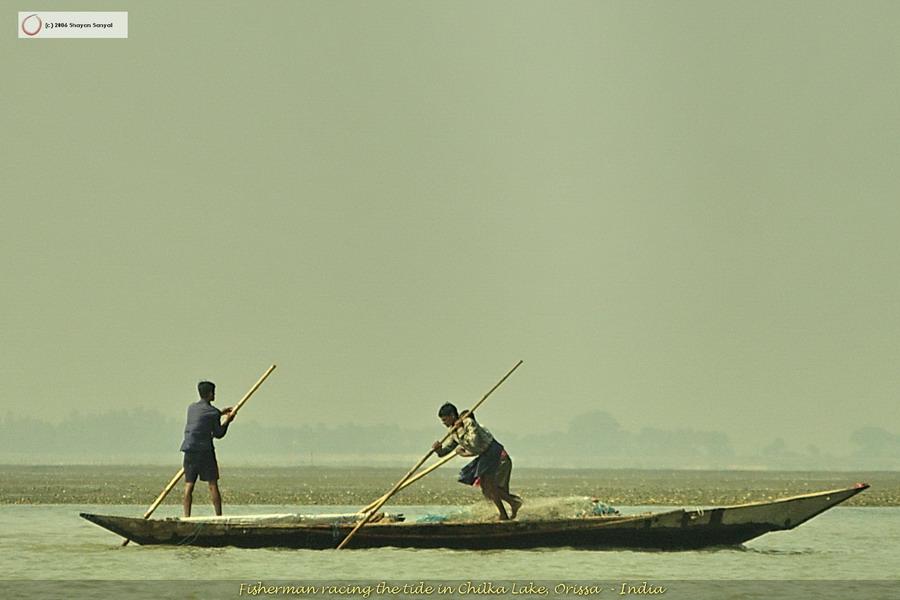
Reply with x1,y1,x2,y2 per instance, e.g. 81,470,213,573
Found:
3,1,899,457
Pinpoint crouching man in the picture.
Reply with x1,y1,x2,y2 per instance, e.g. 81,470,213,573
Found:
432,402,522,520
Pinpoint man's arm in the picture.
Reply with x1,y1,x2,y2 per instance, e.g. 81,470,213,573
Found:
432,438,458,457
212,407,234,439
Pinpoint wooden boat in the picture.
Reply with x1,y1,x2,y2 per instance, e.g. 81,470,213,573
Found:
81,483,868,550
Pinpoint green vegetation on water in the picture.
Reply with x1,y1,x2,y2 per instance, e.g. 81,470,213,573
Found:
1,465,895,506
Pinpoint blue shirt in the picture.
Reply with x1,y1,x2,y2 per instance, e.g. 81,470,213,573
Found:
180,400,229,452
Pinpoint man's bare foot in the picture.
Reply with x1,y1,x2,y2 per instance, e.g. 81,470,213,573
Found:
509,497,523,519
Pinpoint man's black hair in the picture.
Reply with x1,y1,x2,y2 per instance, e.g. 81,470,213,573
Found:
198,380,216,401
438,402,458,418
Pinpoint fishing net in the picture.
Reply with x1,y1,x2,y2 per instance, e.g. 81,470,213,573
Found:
417,496,619,523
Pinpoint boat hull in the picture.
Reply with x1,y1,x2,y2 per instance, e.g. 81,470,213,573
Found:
81,483,868,550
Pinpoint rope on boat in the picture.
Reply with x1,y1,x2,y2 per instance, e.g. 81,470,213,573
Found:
177,522,207,546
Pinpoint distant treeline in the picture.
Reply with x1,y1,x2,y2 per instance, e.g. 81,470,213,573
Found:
1,410,898,469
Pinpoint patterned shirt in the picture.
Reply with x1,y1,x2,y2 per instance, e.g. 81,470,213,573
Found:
436,415,494,457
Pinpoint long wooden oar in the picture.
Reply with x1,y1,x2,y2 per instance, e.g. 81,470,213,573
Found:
121,364,277,546
336,359,523,549
357,452,457,515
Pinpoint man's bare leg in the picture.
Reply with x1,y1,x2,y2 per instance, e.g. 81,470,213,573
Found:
495,459,522,518
481,478,509,520
209,481,223,516
499,488,523,519
507,494,523,519
183,481,195,517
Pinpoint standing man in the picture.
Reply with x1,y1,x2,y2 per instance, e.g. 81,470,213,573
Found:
180,380,234,517
432,403,522,520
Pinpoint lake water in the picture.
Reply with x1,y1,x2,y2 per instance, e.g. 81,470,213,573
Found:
2,503,898,599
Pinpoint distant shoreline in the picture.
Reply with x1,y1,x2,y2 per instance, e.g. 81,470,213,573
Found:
2,465,897,506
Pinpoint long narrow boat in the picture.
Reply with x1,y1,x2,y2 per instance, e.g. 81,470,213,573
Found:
81,483,868,550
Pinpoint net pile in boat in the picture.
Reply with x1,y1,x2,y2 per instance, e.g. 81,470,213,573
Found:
417,497,619,523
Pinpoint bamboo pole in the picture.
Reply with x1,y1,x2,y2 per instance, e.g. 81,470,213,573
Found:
121,364,277,546
336,360,523,549
358,452,457,515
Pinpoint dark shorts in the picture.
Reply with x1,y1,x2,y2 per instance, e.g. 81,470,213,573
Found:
493,453,512,490
183,451,219,483
458,440,508,487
